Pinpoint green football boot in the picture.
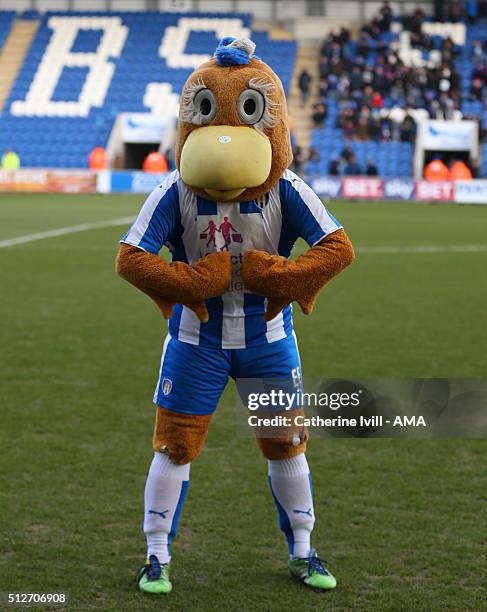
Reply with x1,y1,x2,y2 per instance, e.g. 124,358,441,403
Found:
136,555,172,594
288,548,337,590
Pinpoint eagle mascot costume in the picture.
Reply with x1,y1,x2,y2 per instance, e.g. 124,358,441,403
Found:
116,37,354,595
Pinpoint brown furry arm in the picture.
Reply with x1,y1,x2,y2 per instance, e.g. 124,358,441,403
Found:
116,243,232,322
241,228,355,320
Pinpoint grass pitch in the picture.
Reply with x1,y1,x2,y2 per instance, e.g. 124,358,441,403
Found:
0,193,486,611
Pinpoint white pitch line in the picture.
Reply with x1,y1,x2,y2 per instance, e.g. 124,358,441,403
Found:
0,216,134,248
357,244,487,254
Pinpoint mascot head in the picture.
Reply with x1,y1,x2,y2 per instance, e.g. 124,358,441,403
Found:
176,37,292,202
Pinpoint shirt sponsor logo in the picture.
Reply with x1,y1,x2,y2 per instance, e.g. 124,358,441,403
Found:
199,217,243,251
198,209,265,294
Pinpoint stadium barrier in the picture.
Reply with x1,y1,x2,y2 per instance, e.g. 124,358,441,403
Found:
0,169,97,193
454,180,487,205
0,169,486,204
309,176,487,204
97,170,167,194
97,172,487,203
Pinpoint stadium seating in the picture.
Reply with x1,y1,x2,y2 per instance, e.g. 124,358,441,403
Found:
308,15,487,178
307,97,414,178
457,19,487,176
0,11,296,168
0,11,15,52
308,139,414,178
308,20,418,177
2,7,486,177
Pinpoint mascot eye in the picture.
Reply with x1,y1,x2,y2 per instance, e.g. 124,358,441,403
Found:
237,89,265,125
193,88,217,123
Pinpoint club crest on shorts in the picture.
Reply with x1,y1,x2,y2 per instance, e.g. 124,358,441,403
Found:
162,378,172,396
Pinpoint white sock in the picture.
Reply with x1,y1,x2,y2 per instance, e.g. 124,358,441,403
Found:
143,452,190,564
268,453,314,559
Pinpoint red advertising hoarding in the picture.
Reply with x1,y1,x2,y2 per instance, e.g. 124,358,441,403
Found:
342,177,384,199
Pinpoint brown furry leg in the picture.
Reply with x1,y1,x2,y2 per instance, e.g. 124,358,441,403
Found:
254,407,308,460
152,405,212,464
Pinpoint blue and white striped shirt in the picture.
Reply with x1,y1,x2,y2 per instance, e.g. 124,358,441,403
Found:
121,169,342,349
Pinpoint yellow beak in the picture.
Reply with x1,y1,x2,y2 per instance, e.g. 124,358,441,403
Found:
180,125,272,201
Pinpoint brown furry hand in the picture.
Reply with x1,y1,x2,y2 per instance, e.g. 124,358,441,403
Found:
146,295,213,322
241,228,355,320
116,244,232,322
264,298,290,322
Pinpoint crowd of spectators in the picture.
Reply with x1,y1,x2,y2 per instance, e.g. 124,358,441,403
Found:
315,3,464,143
295,1,487,177
291,144,380,177
326,147,379,177
291,145,321,175
435,0,487,22
470,39,487,101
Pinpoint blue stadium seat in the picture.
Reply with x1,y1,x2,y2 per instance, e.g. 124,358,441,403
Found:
308,17,487,179
0,10,296,168
0,11,15,51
